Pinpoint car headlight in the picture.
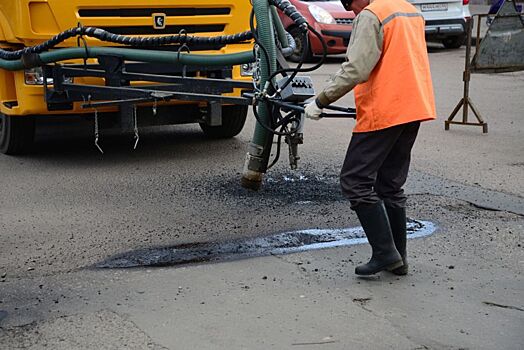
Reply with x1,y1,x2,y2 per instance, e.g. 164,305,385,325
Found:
309,4,335,25
25,67,73,85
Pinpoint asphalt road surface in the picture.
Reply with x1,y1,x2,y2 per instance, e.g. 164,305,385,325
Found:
1,42,523,349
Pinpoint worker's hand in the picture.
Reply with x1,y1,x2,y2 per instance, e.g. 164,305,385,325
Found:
304,100,323,121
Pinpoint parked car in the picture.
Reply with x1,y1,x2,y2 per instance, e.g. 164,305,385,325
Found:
278,0,355,62
408,0,472,48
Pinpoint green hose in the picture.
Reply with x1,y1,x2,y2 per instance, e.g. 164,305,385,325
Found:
251,1,277,147
0,47,255,71
271,6,289,49
240,0,279,190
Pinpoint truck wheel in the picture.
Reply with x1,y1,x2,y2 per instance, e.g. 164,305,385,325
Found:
442,35,466,49
0,114,35,155
288,27,315,63
200,105,248,139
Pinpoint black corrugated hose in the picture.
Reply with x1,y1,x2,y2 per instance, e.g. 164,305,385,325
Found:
0,0,307,61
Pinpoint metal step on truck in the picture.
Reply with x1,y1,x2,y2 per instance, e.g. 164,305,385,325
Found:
0,0,255,154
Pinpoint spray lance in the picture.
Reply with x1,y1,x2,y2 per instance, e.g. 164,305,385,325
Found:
257,91,356,172
285,102,355,172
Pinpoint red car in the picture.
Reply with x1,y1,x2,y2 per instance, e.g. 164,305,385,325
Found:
278,0,355,62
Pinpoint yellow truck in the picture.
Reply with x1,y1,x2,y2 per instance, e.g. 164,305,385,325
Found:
0,0,256,154
0,0,348,190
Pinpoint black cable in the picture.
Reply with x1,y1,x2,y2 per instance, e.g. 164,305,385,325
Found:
272,28,307,94
252,100,301,137
267,109,302,169
252,101,284,136
267,133,283,170
268,23,328,88
268,0,308,31
0,26,254,61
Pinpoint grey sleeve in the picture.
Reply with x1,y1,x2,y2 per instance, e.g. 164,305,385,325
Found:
317,10,383,106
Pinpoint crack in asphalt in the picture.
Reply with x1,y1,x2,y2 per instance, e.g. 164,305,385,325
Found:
482,301,524,312
408,170,524,216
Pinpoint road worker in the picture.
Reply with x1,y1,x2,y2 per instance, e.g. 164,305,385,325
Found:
305,0,436,275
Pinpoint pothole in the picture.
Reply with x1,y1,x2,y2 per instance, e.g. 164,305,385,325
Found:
96,220,437,268
195,171,345,204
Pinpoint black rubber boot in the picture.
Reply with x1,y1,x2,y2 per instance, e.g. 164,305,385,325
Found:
354,202,403,276
385,206,408,275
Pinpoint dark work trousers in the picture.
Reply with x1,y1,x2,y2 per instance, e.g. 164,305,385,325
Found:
340,121,421,209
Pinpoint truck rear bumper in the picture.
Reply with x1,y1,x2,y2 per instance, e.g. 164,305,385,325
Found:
425,19,466,38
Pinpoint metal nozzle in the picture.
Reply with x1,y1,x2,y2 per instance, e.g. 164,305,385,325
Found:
240,145,266,191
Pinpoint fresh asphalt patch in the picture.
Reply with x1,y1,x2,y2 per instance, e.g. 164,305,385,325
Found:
95,220,436,268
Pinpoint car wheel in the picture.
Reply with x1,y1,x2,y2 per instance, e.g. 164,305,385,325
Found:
199,105,248,139
442,35,466,49
288,27,316,63
0,113,35,155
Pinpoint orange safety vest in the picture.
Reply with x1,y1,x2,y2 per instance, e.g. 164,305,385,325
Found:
353,0,436,133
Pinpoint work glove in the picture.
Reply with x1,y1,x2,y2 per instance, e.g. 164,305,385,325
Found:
304,100,323,121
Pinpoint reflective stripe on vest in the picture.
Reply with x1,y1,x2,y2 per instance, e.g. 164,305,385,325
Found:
353,0,436,133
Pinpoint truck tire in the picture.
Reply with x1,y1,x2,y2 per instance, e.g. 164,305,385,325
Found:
0,114,35,155
200,105,248,139
442,35,466,49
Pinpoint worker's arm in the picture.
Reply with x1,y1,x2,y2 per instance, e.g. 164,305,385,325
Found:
316,10,383,107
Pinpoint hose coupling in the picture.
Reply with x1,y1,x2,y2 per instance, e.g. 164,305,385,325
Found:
240,143,266,191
